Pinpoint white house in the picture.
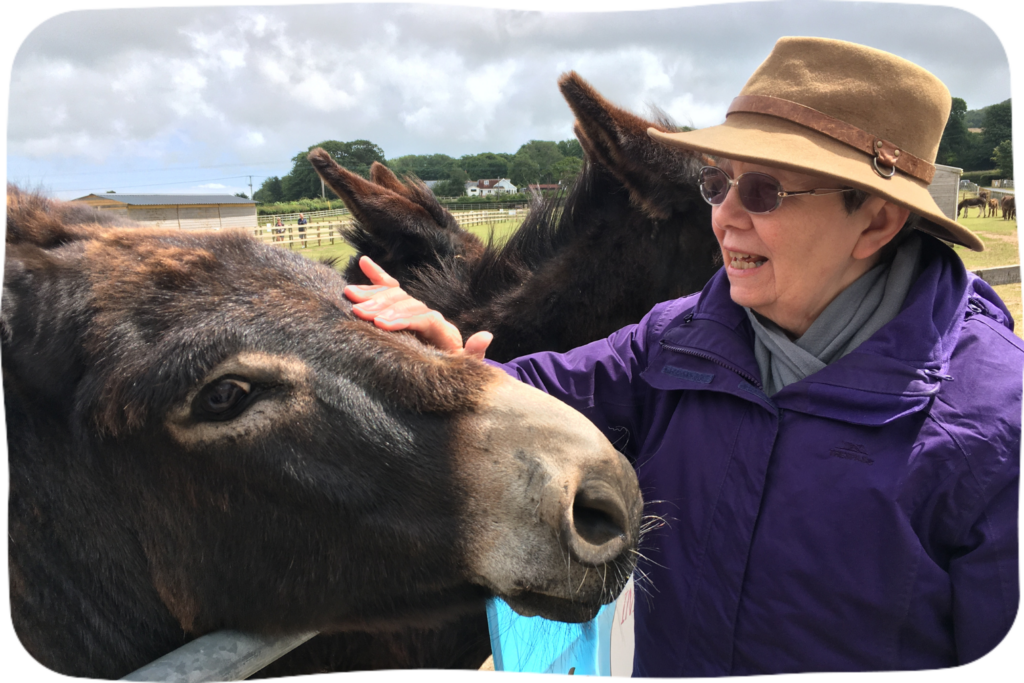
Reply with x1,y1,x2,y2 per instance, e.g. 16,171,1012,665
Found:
465,178,517,197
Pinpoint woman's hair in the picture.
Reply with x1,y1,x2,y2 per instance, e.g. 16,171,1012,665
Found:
843,188,870,214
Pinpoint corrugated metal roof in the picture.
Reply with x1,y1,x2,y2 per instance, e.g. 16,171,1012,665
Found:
73,194,256,206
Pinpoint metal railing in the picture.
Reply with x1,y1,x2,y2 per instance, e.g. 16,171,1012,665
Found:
121,630,317,682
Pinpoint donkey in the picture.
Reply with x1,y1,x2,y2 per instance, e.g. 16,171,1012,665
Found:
1001,195,1016,220
958,196,987,218
311,71,721,363
987,197,999,217
4,186,642,678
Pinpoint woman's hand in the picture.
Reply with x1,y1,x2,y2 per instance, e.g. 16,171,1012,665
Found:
343,256,493,360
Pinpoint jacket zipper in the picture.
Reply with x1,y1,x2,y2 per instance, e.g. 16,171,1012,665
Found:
659,340,765,390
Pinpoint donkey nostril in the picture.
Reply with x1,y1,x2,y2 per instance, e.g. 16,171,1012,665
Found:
573,501,624,546
571,484,627,548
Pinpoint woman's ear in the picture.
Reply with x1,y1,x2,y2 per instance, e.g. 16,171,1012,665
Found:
851,199,911,260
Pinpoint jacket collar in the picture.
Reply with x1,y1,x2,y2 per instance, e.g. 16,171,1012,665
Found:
655,236,973,425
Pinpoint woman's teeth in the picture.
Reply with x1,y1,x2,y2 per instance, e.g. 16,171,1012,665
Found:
728,251,767,270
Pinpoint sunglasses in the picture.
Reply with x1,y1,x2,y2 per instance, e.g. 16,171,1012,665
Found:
698,166,853,214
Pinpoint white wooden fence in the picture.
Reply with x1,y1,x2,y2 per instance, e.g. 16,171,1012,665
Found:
254,209,528,249
258,202,529,227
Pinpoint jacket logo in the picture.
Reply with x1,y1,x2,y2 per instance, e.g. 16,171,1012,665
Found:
829,441,874,465
661,365,714,384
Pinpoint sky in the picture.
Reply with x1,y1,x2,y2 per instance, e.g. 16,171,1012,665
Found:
2,0,1017,201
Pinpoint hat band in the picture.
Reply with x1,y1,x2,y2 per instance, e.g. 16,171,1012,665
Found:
727,95,935,183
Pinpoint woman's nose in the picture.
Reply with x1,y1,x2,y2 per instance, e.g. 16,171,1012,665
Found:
712,184,754,228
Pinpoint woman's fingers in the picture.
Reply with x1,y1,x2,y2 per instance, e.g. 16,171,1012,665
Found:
464,331,493,360
373,310,467,354
349,286,417,320
341,255,492,359
358,255,401,287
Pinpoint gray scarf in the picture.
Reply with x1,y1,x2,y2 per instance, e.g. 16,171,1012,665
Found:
746,233,922,396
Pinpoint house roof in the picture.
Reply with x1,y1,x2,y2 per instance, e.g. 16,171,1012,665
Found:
466,178,514,189
72,194,256,206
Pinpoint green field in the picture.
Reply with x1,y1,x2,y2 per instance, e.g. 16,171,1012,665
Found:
949,213,1021,338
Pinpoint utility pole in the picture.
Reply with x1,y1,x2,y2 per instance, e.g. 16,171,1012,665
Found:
248,176,253,199
321,177,325,200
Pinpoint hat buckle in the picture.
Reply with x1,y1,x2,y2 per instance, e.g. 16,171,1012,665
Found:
873,140,898,179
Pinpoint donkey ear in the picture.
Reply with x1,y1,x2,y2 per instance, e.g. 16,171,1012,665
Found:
307,148,484,284
558,71,701,220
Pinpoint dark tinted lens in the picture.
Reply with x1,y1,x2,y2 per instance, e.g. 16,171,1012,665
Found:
699,167,730,205
737,173,782,213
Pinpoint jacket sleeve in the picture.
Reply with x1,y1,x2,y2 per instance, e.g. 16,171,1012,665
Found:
949,465,1020,664
486,301,679,462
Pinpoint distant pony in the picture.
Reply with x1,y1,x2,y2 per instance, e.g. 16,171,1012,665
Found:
1001,195,1016,221
987,197,999,217
958,196,987,218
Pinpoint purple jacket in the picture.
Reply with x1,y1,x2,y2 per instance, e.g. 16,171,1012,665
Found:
494,236,1020,675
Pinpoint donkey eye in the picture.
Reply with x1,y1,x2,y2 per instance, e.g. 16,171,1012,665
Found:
194,378,253,420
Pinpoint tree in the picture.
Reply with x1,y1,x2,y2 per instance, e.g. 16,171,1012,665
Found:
549,156,583,186
509,155,541,188
557,139,584,159
515,140,564,182
430,167,468,197
234,192,249,199
982,100,1012,157
937,97,968,166
992,139,1013,179
387,153,458,181
961,131,997,172
433,179,466,197
461,153,509,180
282,140,386,200
253,176,284,203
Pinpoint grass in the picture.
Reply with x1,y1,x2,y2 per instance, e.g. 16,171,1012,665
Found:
949,212,1021,337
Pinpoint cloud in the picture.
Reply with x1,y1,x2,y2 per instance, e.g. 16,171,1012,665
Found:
6,2,1012,198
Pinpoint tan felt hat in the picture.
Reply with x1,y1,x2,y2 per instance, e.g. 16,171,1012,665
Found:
648,36,983,252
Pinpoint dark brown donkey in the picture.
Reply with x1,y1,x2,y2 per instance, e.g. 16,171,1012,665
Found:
957,196,987,218
1002,195,1016,220
4,187,642,678
310,71,721,363
291,71,720,672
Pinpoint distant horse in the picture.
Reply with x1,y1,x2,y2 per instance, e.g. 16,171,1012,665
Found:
987,198,999,217
1002,195,1016,221
958,196,987,218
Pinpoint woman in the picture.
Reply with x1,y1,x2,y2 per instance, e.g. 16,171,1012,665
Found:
345,37,1020,674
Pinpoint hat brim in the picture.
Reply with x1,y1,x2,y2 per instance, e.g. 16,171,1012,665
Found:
649,114,984,252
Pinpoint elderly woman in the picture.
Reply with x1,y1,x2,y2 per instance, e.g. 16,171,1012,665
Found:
346,38,1020,674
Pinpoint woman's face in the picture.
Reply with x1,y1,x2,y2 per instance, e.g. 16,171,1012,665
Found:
711,159,887,337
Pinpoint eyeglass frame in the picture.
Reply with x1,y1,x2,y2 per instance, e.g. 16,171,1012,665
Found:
698,165,855,214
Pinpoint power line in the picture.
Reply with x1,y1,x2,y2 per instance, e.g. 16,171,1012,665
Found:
54,174,273,194
14,161,288,180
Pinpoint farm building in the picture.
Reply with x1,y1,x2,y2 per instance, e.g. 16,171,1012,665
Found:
466,178,517,196
926,164,962,221
70,194,257,230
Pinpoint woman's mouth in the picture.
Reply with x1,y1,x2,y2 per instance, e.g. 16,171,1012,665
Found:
727,250,768,270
